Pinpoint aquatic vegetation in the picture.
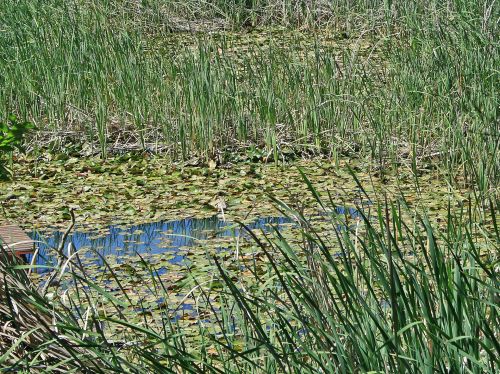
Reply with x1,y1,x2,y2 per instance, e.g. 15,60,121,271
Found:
2,173,498,372
1,1,498,191
212,175,499,372
1,156,487,231
0,0,498,372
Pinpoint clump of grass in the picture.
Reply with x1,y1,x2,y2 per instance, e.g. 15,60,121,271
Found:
0,248,114,371
0,241,207,372
212,172,499,372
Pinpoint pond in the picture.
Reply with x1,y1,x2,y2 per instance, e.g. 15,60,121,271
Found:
27,204,366,274
28,215,295,271
23,204,367,325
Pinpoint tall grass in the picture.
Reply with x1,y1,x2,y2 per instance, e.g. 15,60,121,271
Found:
0,243,206,372
0,0,498,190
213,173,499,372
0,248,120,371
1,172,498,372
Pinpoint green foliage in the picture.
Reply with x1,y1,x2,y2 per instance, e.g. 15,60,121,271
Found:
0,1,498,367
214,172,499,372
0,115,33,179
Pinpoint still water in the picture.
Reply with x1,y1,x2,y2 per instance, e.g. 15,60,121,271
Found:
28,216,294,270
28,205,364,271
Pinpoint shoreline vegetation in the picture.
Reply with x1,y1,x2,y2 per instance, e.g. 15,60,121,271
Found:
0,0,498,372
1,1,498,189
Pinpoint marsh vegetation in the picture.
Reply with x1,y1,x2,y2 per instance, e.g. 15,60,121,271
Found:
0,0,498,372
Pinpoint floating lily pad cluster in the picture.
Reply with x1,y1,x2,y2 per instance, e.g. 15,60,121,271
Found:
0,155,470,232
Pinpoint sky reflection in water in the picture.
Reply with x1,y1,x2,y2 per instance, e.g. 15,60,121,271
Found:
28,205,366,271
28,216,293,269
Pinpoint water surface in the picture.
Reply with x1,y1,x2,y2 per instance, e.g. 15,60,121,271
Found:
29,215,294,270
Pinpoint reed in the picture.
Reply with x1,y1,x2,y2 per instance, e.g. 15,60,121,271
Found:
0,3,498,369
0,247,117,371
0,1,497,189
211,172,499,372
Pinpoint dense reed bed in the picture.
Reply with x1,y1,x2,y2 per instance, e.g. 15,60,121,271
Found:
1,1,498,191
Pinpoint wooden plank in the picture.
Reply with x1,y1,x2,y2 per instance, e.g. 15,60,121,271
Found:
0,224,35,255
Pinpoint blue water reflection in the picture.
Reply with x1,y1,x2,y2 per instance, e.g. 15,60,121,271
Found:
28,216,294,270
27,203,367,272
